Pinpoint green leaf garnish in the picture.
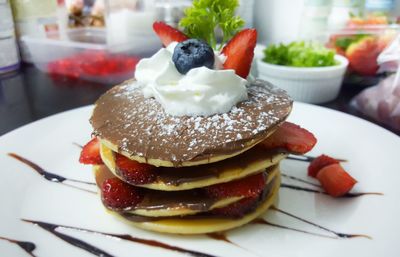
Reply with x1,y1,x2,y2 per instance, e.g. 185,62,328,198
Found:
263,41,337,67
179,0,244,50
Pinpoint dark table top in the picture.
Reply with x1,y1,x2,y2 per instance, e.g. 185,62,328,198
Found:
0,64,398,137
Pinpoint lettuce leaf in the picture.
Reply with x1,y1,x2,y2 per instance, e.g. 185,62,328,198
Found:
263,41,338,67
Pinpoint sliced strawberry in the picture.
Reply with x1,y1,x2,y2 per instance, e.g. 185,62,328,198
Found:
101,178,143,210
211,197,258,217
259,122,317,155
115,153,156,185
205,172,266,199
79,137,103,165
308,154,340,178
153,21,189,47
221,28,257,78
316,164,357,197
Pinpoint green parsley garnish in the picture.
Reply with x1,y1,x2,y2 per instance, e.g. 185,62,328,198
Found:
263,41,338,67
179,0,244,50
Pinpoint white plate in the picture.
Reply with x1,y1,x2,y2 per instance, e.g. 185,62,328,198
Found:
0,103,399,257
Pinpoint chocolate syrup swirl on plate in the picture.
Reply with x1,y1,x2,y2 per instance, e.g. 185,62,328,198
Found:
270,206,371,239
281,183,383,198
251,219,338,239
0,236,37,257
206,233,264,257
287,154,347,163
281,173,321,187
8,153,97,194
23,219,217,257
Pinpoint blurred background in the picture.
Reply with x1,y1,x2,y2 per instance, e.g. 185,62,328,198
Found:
2,0,399,80
1,0,400,134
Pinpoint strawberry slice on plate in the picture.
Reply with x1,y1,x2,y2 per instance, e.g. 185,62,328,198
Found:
153,21,189,47
211,197,258,217
259,122,317,155
221,28,257,78
115,153,157,185
101,177,144,210
205,172,266,199
316,164,357,197
79,137,103,165
308,154,340,178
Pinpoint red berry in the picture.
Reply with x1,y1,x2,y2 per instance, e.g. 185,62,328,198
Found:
48,50,140,79
346,37,379,76
153,21,189,47
316,164,357,197
221,29,257,78
211,197,258,217
101,178,143,209
308,154,340,178
205,172,266,199
115,153,156,185
79,138,103,165
260,122,317,155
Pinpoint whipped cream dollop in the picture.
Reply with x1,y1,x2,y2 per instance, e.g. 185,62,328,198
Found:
134,42,248,116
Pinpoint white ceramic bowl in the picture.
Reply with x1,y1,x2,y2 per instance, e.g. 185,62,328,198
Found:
256,55,349,104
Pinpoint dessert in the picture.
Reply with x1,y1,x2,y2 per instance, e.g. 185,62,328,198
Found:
80,0,317,234
308,154,357,197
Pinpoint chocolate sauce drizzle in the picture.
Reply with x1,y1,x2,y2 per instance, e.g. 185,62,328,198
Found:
23,219,217,257
287,154,347,163
281,173,321,187
281,183,383,198
23,219,113,257
251,219,337,239
206,233,232,244
8,153,97,194
72,142,83,149
270,206,372,239
0,236,37,257
206,233,261,256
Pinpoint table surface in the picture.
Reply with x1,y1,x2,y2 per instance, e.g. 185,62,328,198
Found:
0,64,398,137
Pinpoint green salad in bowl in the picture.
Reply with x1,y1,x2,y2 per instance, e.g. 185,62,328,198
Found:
262,41,338,67
256,41,348,104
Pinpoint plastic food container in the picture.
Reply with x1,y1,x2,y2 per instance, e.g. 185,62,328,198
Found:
21,28,161,84
326,24,400,81
256,55,348,104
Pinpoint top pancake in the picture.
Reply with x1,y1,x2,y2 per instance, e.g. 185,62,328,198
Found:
91,79,292,167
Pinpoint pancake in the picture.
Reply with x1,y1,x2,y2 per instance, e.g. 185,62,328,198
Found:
100,142,287,190
93,165,279,217
91,79,292,167
109,173,281,234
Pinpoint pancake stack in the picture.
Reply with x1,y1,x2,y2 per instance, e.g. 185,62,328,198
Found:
86,79,296,234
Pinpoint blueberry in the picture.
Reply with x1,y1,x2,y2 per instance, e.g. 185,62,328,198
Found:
172,39,215,74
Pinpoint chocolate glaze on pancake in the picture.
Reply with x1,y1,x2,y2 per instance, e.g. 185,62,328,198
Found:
119,177,278,222
116,147,284,186
95,165,275,213
91,79,292,166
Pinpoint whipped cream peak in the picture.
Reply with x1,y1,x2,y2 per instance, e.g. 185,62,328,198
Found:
135,41,248,116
